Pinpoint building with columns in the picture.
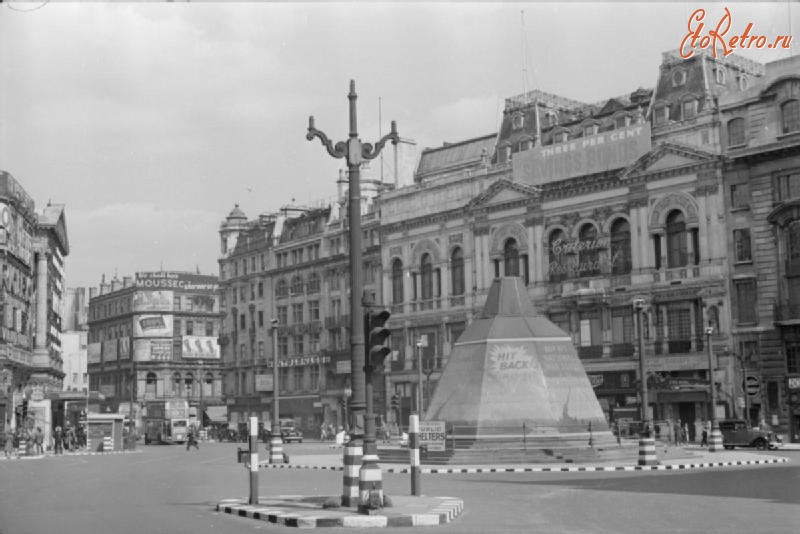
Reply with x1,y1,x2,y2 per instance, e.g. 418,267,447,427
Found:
0,170,69,434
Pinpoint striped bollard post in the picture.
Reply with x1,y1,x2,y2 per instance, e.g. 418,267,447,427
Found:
269,427,284,464
248,416,259,505
409,414,421,496
341,437,362,507
637,429,658,466
18,438,26,457
708,423,724,452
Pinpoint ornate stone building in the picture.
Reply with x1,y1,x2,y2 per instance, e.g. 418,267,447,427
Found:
0,170,69,434
721,53,800,440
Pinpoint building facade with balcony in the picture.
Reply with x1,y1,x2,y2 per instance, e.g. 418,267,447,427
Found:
721,53,800,441
86,271,222,426
1,170,69,434
218,174,385,436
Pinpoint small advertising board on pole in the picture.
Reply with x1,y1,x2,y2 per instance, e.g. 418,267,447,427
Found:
418,420,445,452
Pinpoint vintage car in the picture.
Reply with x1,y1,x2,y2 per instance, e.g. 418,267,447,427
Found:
718,419,777,450
279,418,303,443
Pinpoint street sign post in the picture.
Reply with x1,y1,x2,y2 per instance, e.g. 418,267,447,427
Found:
744,375,759,397
418,420,445,452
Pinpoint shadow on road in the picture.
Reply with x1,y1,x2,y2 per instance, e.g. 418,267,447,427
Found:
458,464,800,505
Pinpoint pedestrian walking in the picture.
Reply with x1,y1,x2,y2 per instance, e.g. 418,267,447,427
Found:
673,420,681,446
701,420,708,446
682,422,689,444
4,422,14,458
54,426,64,455
186,427,199,451
33,427,44,455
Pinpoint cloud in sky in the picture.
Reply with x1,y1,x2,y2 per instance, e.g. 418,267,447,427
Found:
1,2,797,288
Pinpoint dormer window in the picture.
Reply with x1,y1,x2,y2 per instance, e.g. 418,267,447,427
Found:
553,131,569,144
653,104,669,126
545,111,558,127
512,113,524,130
714,65,727,85
518,138,533,151
738,74,750,91
672,68,687,87
498,145,512,163
614,115,631,129
681,98,698,120
582,124,599,137
781,99,800,134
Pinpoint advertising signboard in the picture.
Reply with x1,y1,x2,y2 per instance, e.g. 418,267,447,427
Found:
88,342,102,364
133,314,173,337
255,374,274,392
180,335,220,359
102,339,118,362
133,290,173,312
512,123,651,184
119,336,131,360
418,420,446,452
133,338,173,362
135,271,218,293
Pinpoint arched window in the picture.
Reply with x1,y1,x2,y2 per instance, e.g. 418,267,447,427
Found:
782,99,800,134
788,220,800,263
549,229,568,282
578,223,600,277
203,372,213,398
666,210,688,268
145,372,157,398
420,253,433,300
391,258,404,304
610,219,632,275
503,238,520,277
172,372,182,397
451,248,465,296
185,373,195,398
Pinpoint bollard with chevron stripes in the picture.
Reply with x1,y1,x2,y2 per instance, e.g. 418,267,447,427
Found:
249,416,259,505
409,414,421,496
341,438,362,507
708,423,724,452
638,427,658,466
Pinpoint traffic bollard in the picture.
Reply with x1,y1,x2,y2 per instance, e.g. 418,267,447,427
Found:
409,414,421,496
249,416,258,505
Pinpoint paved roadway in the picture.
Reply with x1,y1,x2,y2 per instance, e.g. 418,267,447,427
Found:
0,442,797,534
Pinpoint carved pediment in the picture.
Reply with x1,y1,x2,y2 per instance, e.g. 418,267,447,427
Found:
467,178,540,210
622,142,715,180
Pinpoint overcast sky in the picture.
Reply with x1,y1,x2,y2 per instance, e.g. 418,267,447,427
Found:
1,1,796,289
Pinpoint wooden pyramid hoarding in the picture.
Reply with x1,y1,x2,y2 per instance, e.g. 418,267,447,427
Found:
426,277,612,443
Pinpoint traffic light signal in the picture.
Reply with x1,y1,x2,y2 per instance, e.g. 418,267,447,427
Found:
391,394,400,411
365,309,392,368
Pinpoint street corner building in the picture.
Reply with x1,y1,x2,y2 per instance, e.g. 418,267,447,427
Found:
0,170,70,441
216,49,800,444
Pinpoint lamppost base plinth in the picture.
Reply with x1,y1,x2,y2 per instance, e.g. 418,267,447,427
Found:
269,435,285,464
637,434,659,466
341,439,363,507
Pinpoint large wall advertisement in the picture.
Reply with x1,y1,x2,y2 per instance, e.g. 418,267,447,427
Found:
102,339,118,362
88,342,102,364
180,335,220,359
135,271,218,293
512,123,651,184
133,290,173,312
133,314,173,337
133,338,173,362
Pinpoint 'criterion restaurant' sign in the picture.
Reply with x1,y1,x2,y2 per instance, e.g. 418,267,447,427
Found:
548,237,622,278
512,123,651,184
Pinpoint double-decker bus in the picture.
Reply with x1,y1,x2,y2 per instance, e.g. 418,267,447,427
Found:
143,399,189,444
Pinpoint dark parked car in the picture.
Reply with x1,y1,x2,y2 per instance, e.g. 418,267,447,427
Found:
279,419,303,443
718,419,776,450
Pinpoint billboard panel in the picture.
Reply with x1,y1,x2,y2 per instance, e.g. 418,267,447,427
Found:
119,336,131,360
133,338,173,362
180,335,220,359
512,123,651,184
133,314,173,337
255,374,274,392
102,339,118,362
88,342,102,364
133,290,174,312
135,271,218,293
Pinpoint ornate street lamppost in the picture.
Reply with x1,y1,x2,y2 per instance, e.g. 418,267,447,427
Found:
634,297,657,465
307,80,398,510
269,319,284,463
706,326,723,451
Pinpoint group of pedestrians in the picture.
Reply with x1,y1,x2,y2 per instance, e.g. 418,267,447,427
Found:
653,418,710,446
2,420,86,458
